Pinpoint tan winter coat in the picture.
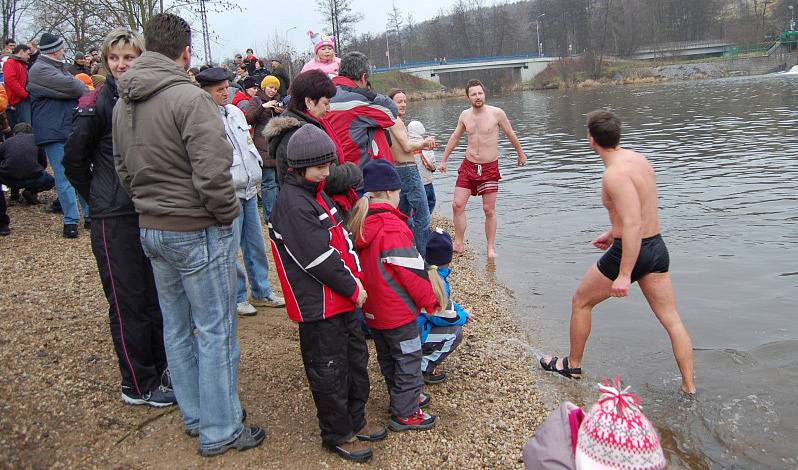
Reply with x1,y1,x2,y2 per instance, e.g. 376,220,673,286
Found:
113,51,239,231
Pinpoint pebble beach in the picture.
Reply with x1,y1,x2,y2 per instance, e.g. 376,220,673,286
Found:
0,196,552,469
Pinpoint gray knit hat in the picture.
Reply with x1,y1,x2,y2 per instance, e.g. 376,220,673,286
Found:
286,125,337,169
39,32,64,54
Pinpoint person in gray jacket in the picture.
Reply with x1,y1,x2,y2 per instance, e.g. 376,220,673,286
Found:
27,32,89,238
112,14,265,457
196,67,285,317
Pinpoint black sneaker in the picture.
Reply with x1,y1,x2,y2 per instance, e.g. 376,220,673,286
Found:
121,385,177,407
63,224,78,238
48,200,62,214
83,220,91,230
0,226,10,236
186,408,247,437
198,425,266,457
21,190,39,205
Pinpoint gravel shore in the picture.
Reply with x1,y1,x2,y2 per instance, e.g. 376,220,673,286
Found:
0,196,550,469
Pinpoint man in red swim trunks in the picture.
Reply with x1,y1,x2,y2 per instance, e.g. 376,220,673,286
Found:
439,79,527,259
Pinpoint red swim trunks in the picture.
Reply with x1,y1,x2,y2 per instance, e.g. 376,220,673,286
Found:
455,159,501,196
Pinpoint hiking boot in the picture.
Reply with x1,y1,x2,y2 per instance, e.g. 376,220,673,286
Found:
250,294,285,308
323,437,373,462
121,385,177,408
21,190,39,205
63,224,78,239
0,226,9,236
355,422,387,441
423,369,447,385
389,409,437,431
236,301,257,316
198,425,266,457
186,408,247,438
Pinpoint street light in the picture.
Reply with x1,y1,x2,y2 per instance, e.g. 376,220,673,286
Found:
536,14,545,57
789,5,795,31
284,26,297,76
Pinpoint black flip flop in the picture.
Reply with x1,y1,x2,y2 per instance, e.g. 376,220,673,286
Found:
540,355,582,380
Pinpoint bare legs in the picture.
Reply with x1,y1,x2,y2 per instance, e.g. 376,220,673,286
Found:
543,267,696,394
451,188,498,258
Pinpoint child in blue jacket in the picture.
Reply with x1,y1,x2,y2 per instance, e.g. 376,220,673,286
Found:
418,228,470,384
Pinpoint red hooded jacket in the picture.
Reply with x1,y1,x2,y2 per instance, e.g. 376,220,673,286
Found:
354,202,439,330
2,56,29,105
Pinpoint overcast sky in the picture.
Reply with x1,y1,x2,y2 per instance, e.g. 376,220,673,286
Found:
206,0,458,61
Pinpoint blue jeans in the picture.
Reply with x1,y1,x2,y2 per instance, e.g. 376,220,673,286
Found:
233,196,273,303
260,168,278,222
7,99,32,127
424,183,436,215
44,142,89,225
396,163,430,257
139,225,244,449
1,171,55,194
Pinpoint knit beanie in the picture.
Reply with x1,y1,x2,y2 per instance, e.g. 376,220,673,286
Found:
260,75,280,90
242,77,258,90
407,120,426,141
426,228,453,266
363,159,401,193
575,378,666,470
91,74,106,89
286,125,337,169
308,31,335,54
39,32,64,54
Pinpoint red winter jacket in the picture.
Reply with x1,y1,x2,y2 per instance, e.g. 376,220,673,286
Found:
232,90,250,108
269,173,363,323
3,56,29,105
327,75,398,175
354,202,439,330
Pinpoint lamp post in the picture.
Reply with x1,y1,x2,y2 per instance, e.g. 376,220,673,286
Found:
536,14,545,57
789,5,795,31
284,26,296,76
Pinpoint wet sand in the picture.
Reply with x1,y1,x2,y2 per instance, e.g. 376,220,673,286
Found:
0,197,551,469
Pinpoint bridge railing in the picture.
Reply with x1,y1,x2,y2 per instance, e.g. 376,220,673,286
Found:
373,52,544,73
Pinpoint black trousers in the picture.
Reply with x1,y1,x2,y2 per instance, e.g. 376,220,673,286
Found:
0,186,8,228
371,320,424,419
298,310,370,446
90,215,166,394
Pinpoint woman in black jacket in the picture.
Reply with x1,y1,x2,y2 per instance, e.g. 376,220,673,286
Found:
63,28,175,408
263,70,362,217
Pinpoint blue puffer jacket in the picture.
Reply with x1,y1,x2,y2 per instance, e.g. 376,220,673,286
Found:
28,55,87,145
418,267,470,343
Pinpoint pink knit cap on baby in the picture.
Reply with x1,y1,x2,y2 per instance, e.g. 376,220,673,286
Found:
575,377,666,470
308,31,335,54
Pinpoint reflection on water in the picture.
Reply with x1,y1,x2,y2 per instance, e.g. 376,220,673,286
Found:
411,75,798,468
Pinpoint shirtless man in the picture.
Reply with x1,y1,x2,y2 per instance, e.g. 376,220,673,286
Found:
540,110,696,394
388,88,436,255
439,79,527,259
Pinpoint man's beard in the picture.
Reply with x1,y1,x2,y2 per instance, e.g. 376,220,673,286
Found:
472,100,484,108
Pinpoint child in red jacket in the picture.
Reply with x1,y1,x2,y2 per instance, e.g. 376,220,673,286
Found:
348,159,447,431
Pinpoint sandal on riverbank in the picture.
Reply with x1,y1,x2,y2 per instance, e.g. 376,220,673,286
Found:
540,356,582,380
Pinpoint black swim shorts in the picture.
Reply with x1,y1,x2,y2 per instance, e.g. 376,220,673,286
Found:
596,234,670,283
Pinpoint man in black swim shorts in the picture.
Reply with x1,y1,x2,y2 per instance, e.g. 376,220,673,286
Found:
540,110,696,394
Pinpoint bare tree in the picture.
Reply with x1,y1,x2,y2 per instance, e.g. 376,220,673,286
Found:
386,2,404,62
315,0,363,51
2,0,33,41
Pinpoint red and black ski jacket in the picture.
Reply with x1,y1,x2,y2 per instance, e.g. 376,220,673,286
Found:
354,202,439,330
269,172,363,323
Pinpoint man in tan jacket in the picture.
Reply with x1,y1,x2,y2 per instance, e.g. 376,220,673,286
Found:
112,13,265,457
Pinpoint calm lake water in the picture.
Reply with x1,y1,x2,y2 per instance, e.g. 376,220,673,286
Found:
410,75,798,468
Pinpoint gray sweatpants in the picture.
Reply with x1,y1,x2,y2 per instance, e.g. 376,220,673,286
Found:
372,320,423,419
421,324,463,373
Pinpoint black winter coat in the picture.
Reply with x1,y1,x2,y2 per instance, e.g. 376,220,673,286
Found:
0,133,47,181
64,78,136,219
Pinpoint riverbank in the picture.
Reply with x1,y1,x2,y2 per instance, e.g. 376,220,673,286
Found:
0,197,550,468
370,70,464,101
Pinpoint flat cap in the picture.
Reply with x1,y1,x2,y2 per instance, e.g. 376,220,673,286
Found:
196,67,229,86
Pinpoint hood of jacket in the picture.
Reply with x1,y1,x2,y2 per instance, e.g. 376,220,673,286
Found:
262,109,320,140
118,51,192,103
232,90,250,107
355,202,408,251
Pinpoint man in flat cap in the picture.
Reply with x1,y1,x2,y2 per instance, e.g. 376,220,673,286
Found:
113,15,266,456
196,67,285,317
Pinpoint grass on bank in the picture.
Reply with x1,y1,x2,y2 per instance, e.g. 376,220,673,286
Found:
369,71,462,100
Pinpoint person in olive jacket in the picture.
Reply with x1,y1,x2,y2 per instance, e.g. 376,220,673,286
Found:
63,27,175,408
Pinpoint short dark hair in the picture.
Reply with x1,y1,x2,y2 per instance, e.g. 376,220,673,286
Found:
12,44,29,54
4,38,15,46
339,51,370,82
387,88,405,99
465,79,485,96
144,13,191,60
587,110,622,149
288,69,337,113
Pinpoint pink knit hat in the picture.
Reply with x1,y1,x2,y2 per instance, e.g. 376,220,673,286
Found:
575,377,666,470
308,30,335,54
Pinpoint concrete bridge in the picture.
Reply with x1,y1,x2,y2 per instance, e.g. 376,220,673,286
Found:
375,55,557,87
628,39,735,60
